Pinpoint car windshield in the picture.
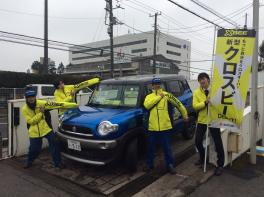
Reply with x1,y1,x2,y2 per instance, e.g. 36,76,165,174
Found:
89,84,139,107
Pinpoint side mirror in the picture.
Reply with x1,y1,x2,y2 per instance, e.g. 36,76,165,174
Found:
14,107,20,126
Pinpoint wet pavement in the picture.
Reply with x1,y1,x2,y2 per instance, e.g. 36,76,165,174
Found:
13,134,194,196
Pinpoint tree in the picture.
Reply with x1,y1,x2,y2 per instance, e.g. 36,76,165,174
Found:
66,63,73,68
57,62,65,74
31,61,43,74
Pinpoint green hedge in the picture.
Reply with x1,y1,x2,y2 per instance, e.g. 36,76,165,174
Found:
0,71,99,88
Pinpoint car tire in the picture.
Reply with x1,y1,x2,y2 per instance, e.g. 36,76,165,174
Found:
124,138,138,173
182,116,196,140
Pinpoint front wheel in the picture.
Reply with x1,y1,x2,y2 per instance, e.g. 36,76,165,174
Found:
182,116,196,140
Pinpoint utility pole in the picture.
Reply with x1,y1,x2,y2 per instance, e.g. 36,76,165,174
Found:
150,12,161,74
250,0,259,165
244,13,248,29
44,0,48,75
108,0,114,78
105,0,123,78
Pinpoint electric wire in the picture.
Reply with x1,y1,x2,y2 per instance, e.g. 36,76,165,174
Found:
0,34,212,72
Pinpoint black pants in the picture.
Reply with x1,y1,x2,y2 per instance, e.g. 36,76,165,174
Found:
195,123,225,167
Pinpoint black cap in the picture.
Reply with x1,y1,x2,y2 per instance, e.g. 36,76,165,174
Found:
53,80,62,89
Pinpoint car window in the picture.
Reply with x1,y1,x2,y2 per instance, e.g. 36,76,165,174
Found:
169,81,184,97
41,86,55,96
124,85,139,106
182,80,190,91
89,84,139,107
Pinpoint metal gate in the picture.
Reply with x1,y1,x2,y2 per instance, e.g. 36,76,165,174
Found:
0,88,24,159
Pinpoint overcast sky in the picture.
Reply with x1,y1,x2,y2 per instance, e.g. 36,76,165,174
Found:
0,0,263,78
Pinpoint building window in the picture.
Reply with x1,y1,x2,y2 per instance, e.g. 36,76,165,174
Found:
166,50,181,56
167,42,181,49
131,48,147,53
72,39,148,54
72,53,110,61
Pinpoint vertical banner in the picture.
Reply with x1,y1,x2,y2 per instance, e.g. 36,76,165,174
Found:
209,29,256,130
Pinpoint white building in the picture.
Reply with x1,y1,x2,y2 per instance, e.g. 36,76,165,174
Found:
67,31,191,79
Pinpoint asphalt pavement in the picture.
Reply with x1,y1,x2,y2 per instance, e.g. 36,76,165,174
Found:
189,154,264,197
0,159,102,197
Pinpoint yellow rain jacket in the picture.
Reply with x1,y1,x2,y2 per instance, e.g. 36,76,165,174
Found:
144,89,188,131
192,87,208,124
54,78,100,115
22,100,78,138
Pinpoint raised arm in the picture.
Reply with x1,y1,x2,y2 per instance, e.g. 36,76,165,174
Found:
165,93,188,119
73,77,100,92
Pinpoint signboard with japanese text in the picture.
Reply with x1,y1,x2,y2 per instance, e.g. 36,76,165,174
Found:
150,60,171,69
209,29,256,130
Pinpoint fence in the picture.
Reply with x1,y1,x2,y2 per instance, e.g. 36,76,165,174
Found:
0,88,24,159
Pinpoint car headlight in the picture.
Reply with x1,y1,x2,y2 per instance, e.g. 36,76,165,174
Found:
97,121,119,136
58,114,65,128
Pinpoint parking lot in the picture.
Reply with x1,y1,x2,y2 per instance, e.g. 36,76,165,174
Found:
14,134,194,196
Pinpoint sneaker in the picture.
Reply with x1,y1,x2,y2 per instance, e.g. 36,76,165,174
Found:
168,164,176,175
214,167,223,176
23,163,32,169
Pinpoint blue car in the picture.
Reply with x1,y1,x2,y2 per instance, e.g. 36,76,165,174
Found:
56,75,196,170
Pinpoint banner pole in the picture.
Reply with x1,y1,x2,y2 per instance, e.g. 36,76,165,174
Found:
250,0,259,164
204,101,210,173
204,25,217,173
210,25,217,79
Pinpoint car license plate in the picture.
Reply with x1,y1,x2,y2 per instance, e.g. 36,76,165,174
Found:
67,139,81,151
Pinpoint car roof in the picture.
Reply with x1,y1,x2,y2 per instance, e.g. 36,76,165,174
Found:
101,74,186,84
26,84,54,87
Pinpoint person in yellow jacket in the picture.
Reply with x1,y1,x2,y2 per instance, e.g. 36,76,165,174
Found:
22,89,78,169
144,78,188,174
193,72,224,176
54,77,100,115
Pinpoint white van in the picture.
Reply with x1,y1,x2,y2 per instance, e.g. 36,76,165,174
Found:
25,84,93,105
26,84,55,99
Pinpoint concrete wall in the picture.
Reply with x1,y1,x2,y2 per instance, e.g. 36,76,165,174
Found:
7,93,91,157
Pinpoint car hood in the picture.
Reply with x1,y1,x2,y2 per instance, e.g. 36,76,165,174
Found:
62,105,143,132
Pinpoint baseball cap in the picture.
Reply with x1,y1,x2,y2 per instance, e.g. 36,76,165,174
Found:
25,90,36,98
152,77,161,84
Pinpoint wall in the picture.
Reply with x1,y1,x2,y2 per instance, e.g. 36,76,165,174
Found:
7,93,91,157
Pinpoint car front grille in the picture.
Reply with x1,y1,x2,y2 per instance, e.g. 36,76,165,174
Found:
60,124,94,138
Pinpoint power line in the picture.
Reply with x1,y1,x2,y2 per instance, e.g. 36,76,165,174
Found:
123,0,215,44
127,0,251,30
167,0,223,28
189,0,239,27
0,34,212,72
0,29,214,64
0,30,138,58
159,25,213,34
0,8,102,20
